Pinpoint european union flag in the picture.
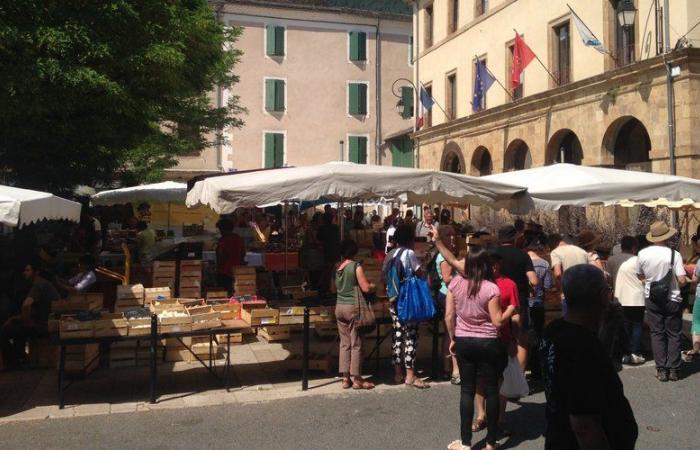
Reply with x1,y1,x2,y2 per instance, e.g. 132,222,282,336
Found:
472,59,495,112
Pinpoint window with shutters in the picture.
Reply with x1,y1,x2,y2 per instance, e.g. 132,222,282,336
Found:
401,86,414,119
349,31,367,62
446,72,457,120
448,0,459,34
265,25,285,57
390,136,414,168
506,43,522,100
264,78,286,113
553,22,571,85
424,5,434,48
348,82,368,116
347,135,368,164
263,132,285,168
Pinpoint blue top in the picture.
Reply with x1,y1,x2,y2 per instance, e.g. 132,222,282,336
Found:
529,257,553,307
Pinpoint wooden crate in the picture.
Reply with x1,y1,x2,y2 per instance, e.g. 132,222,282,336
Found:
127,317,152,336
152,277,176,289
215,333,242,345
241,307,279,326
150,299,183,314
179,287,201,298
279,315,304,325
59,317,94,339
233,266,256,276
159,323,193,334
153,261,176,271
211,303,240,320
53,294,103,313
259,325,291,342
117,284,145,301
144,287,171,304
157,307,192,326
314,322,339,338
179,277,202,289
206,290,229,300
188,305,222,331
93,313,128,337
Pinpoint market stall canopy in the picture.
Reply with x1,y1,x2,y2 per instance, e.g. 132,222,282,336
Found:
91,182,187,206
186,162,526,214
483,164,700,211
618,198,700,210
0,185,82,228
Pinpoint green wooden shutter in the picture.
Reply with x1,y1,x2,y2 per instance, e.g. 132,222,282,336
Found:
349,32,358,60
265,79,276,111
401,86,414,118
357,32,366,60
267,25,284,56
274,133,284,167
348,136,359,163
409,35,414,63
391,137,414,167
264,133,276,168
357,137,367,164
348,83,358,115
274,80,285,111
357,84,367,115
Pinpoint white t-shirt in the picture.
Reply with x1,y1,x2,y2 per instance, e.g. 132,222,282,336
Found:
383,247,420,274
614,257,644,307
636,246,686,303
385,226,396,253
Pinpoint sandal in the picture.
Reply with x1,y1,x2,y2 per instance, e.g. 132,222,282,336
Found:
450,375,461,385
341,379,352,389
471,418,487,433
405,378,430,389
352,380,375,390
447,439,471,450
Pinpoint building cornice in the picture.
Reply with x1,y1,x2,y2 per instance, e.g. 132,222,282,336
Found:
413,48,700,144
216,0,412,22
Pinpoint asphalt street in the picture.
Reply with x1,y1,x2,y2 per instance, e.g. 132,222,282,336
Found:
0,361,698,450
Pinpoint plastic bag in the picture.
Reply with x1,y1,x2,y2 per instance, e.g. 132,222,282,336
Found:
500,355,529,399
396,275,436,323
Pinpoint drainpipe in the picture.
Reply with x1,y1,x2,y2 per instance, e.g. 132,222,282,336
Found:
413,1,420,168
375,19,382,165
215,2,225,172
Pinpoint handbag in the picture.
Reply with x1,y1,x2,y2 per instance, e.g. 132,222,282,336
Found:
500,355,529,399
649,248,675,307
353,263,376,334
396,261,436,323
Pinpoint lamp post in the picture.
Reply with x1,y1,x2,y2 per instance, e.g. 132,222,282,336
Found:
616,0,637,28
339,140,344,162
391,78,417,121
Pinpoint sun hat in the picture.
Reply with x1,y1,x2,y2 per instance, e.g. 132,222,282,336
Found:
646,221,677,243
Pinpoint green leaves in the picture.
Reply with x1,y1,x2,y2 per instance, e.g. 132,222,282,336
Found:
0,0,244,193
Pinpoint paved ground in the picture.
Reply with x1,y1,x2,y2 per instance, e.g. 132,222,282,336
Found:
0,359,698,450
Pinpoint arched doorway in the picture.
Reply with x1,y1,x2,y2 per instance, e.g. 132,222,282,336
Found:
470,146,493,176
504,139,532,171
546,129,583,165
440,141,465,173
602,116,651,171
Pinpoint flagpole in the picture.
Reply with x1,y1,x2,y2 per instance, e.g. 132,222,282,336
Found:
513,28,560,86
476,54,513,100
419,81,452,120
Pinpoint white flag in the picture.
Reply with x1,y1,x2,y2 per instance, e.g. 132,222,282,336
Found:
570,7,608,54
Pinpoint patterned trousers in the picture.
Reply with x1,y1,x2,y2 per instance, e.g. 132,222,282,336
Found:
390,306,419,369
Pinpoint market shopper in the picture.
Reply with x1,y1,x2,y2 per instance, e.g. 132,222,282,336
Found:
548,234,588,285
614,243,646,366
318,212,341,294
636,221,687,382
216,219,245,295
1,261,60,369
577,230,605,271
491,225,538,370
135,221,156,265
334,240,375,390
415,208,434,240
607,236,638,289
383,225,429,389
444,248,506,450
541,265,638,450
435,225,460,383
685,265,700,360
525,234,552,379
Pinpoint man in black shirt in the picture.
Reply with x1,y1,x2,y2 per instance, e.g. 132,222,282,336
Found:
541,264,638,450
491,225,538,369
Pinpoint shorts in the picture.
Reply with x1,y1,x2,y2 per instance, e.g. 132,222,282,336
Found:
518,293,530,332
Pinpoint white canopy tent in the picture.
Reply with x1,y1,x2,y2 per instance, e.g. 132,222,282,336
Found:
0,185,82,228
91,181,187,206
483,164,700,212
185,161,526,213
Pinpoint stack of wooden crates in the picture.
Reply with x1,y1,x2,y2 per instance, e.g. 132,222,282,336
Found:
179,260,202,298
49,293,104,375
115,284,145,313
233,266,256,295
152,261,176,290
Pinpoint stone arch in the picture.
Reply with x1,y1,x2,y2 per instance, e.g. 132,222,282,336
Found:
440,141,465,173
503,139,532,172
470,146,493,176
602,116,651,171
546,129,583,165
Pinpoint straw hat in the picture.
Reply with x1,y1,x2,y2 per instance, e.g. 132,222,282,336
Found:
646,221,677,243
577,230,602,250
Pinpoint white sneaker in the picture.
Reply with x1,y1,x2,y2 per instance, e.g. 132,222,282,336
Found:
621,355,631,365
630,354,645,365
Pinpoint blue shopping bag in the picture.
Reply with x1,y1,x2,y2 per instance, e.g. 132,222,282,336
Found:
396,264,436,323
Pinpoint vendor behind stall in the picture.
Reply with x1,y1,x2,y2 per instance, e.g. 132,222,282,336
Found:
135,221,156,264
216,219,245,295
55,254,97,294
1,261,59,369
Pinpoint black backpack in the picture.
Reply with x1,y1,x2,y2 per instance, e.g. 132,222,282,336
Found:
649,248,675,307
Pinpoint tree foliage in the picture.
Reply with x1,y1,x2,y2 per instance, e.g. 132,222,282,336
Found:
0,0,244,193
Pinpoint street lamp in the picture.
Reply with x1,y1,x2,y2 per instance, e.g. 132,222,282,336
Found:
617,0,637,28
391,77,417,118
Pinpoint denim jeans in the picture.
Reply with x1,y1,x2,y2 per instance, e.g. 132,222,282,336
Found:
622,306,645,355
455,337,507,446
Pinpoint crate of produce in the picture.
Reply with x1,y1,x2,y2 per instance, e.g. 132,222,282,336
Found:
241,307,279,326
93,313,128,337
278,305,307,317
117,284,145,301
127,317,152,336
188,305,222,331
239,298,267,312
157,306,192,326
59,316,94,339
211,303,240,320
259,325,290,342
150,298,182,314
159,323,192,334
144,287,171,305
279,315,305,325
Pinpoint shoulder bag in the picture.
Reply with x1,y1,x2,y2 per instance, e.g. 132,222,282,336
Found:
353,262,376,334
649,248,675,307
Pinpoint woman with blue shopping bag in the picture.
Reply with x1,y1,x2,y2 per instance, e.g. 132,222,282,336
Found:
383,224,434,389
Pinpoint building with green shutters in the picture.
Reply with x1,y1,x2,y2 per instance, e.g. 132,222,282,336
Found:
169,0,415,178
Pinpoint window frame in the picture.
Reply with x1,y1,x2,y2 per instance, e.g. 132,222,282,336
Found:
263,24,287,59
471,55,488,111
348,30,369,63
262,76,287,115
346,134,370,164
445,70,457,120
552,20,572,86
447,0,459,34
424,4,434,49
474,0,488,18
261,130,287,168
346,81,370,118
505,41,523,101
423,82,433,127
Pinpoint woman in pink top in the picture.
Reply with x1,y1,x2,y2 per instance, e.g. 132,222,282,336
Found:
444,249,506,450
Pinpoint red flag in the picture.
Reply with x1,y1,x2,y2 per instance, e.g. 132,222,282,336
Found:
511,33,535,89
